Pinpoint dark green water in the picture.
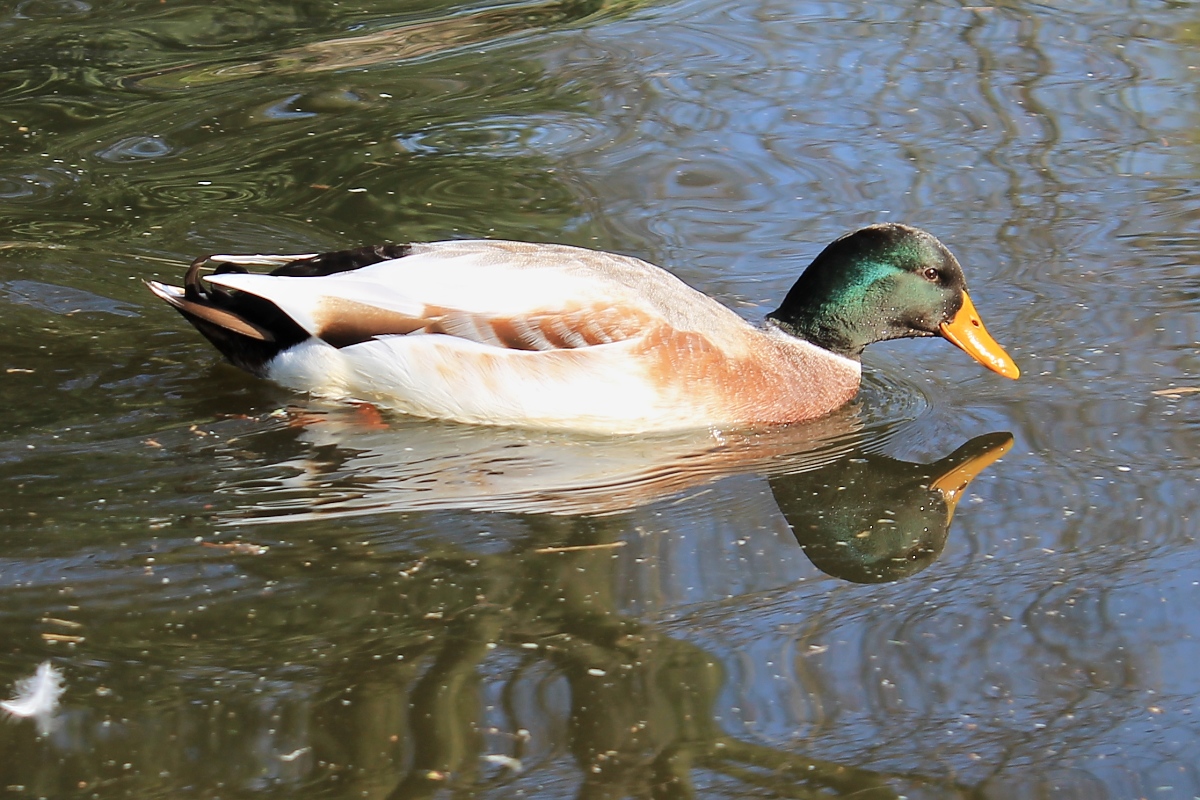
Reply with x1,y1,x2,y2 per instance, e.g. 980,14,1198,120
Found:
1,1,1198,797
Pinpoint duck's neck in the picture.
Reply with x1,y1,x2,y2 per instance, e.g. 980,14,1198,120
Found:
767,304,861,360
765,264,896,360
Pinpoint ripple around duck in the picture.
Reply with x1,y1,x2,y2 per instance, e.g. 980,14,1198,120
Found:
853,366,931,450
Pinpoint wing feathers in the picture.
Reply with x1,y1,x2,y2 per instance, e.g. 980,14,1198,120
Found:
184,240,739,358
205,267,661,353
209,254,319,267
314,297,433,348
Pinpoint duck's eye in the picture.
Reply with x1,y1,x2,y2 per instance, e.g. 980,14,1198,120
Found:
922,267,940,282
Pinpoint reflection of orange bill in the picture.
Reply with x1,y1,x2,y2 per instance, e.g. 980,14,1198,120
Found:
930,433,1014,516
940,292,1020,379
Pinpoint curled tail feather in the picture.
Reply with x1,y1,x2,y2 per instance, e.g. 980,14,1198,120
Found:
147,244,411,374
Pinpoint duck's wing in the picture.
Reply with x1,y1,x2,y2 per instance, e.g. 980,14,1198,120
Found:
200,239,750,353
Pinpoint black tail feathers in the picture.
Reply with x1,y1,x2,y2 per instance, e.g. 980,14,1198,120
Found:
150,243,411,375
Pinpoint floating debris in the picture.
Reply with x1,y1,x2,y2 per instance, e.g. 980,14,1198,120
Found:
533,542,627,554
41,633,84,644
483,754,523,773
279,747,311,762
1,662,65,726
40,618,82,630
201,541,269,555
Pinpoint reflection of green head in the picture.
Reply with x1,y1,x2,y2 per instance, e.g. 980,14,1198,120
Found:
767,223,966,359
769,432,1013,584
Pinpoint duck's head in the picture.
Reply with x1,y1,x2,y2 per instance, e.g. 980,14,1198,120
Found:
767,224,1019,379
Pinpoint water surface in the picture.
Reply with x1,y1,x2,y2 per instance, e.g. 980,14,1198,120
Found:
1,0,1198,797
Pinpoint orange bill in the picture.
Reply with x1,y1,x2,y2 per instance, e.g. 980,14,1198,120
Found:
929,433,1014,517
939,292,1020,379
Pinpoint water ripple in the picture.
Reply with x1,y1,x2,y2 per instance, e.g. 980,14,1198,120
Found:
0,166,77,203
0,279,139,317
260,93,318,121
132,173,287,210
95,135,176,162
394,113,612,159
12,0,90,20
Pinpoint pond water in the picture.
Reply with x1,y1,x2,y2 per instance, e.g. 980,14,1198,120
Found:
1,0,1198,797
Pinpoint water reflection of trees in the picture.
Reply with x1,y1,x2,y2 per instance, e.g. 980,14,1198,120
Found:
368,524,911,799
0,521,899,797
126,0,654,88
0,428,1018,798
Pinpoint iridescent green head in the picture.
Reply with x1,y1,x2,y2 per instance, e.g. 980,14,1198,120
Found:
768,224,1019,378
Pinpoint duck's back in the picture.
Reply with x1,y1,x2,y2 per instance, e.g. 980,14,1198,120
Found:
208,240,755,352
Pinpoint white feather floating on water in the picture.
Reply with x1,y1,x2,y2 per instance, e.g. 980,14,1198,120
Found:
1,661,65,721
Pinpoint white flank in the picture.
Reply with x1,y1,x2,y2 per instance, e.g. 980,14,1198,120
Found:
1,661,65,720
265,334,675,433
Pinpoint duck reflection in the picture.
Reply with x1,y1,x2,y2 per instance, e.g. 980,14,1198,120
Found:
222,402,864,519
219,404,1011,585
772,432,1013,583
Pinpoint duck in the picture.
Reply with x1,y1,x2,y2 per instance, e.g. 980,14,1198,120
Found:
146,223,1019,434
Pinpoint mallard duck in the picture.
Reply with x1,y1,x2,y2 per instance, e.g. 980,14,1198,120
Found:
146,224,1018,433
